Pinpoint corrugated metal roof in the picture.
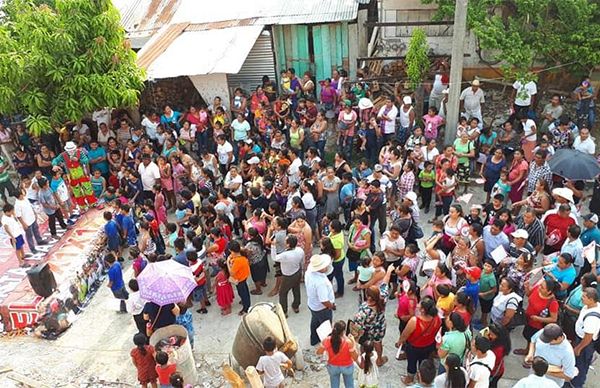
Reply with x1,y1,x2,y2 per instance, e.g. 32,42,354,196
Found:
138,25,265,79
171,0,359,25
117,0,181,34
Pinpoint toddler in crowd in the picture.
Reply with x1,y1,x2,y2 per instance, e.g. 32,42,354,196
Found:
357,340,379,388
491,169,511,202
465,204,483,226
463,266,481,310
356,179,369,200
355,256,375,294
155,351,176,388
280,70,292,94
436,284,455,317
422,106,445,141
456,116,468,138
357,121,368,152
256,336,292,388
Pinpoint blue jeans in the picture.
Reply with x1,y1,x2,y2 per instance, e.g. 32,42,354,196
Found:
236,280,251,313
316,140,326,158
196,130,209,154
338,135,353,161
112,287,129,312
328,259,345,296
326,364,354,388
571,337,595,388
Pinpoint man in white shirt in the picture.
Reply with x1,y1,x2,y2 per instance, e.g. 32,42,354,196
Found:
305,254,335,346
272,234,304,315
573,127,596,155
512,79,537,116
460,79,485,123
377,96,398,141
571,287,600,388
466,335,496,388
514,356,560,388
14,190,47,254
137,154,160,202
223,166,243,196
216,135,234,174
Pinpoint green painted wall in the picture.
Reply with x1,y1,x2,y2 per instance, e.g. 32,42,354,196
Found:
273,22,351,86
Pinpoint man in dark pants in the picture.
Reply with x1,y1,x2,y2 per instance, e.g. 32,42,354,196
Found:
37,177,69,239
365,179,384,252
305,254,335,346
0,154,16,203
571,287,600,388
272,235,304,316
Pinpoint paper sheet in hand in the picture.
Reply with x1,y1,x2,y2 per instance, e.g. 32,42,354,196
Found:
490,245,508,264
583,241,596,264
316,320,332,342
456,193,473,204
422,260,439,272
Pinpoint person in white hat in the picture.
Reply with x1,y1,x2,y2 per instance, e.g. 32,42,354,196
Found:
541,187,579,222
508,229,535,259
398,95,415,145
377,95,399,143
51,141,97,210
459,79,485,124
305,254,335,346
403,191,420,224
581,213,600,250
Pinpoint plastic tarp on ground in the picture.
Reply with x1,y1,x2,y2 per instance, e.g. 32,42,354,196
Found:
141,25,264,79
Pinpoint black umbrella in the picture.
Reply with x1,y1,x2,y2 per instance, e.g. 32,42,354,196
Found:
548,148,600,180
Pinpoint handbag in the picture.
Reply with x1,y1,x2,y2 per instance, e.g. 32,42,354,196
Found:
505,297,525,329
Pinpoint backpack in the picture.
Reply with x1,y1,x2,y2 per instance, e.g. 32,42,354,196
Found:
582,311,600,354
505,296,526,330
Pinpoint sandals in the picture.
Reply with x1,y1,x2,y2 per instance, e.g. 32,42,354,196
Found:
376,356,388,367
400,375,414,385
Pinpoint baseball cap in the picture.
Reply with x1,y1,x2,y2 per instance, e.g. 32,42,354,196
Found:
511,229,529,239
540,324,563,343
584,213,599,224
374,164,383,172
463,266,482,280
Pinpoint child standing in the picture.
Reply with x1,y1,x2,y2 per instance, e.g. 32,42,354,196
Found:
463,267,481,310
357,340,379,388
214,259,234,315
188,251,209,314
130,333,158,388
422,106,445,141
153,184,168,229
155,351,176,388
104,211,121,258
478,260,497,327
120,203,138,248
256,336,292,388
418,162,435,213
50,169,74,224
2,204,28,267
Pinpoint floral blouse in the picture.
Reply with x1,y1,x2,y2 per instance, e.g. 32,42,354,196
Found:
353,283,390,342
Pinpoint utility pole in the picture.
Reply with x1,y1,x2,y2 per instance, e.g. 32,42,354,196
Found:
445,0,468,145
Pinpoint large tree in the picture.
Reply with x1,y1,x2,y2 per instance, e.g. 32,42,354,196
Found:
422,0,600,79
0,0,144,135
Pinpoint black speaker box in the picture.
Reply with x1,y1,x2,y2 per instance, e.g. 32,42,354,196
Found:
26,262,57,298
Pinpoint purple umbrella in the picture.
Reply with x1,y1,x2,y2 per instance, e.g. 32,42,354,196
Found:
137,260,197,306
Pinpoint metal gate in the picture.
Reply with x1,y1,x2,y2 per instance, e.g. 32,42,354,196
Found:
227,30,277,94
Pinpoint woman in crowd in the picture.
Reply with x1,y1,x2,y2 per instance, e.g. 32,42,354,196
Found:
507,149,529,206
490,278,522,328
244,227,268,296
395,296,442,385
513,278,560,361
346,216,371,285
513,178,552,216
484,323,512,387
480,147,506,203
438,312,471,366
352,265,394,367
453,132,475,194
317,320,358,388
441,204,469,253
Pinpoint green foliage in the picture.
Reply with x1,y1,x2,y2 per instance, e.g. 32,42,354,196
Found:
0,0,145,136
421,0,600,79
405,28,431,90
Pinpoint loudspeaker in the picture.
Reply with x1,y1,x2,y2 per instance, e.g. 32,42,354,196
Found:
27,262,57,298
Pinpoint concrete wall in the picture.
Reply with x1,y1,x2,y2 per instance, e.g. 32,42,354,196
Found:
379,0,481,68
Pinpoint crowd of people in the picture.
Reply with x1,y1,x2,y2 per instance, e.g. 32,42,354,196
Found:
0,67,599,388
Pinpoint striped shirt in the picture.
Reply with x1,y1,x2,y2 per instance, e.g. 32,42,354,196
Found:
515,215,545,250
